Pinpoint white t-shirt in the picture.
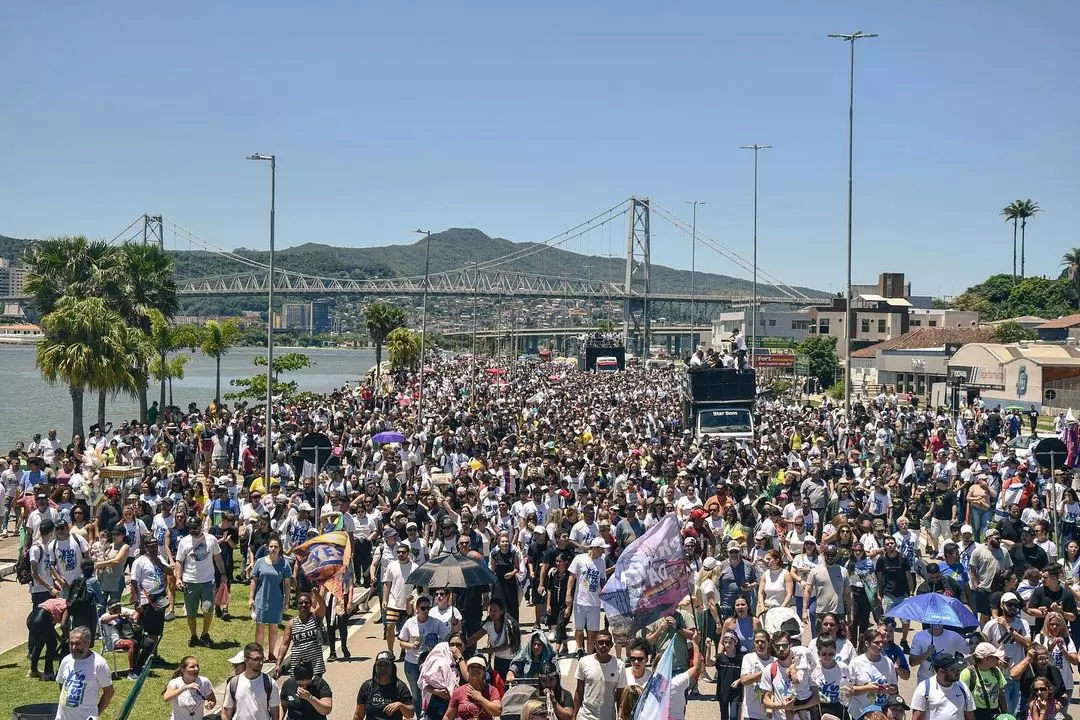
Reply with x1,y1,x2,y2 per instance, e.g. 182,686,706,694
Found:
910,629,969,682
29,541,54,594
131,555,170,609
167,675,214,720
52,535,89,586
568,553,606,607
574,654,621,720
398,615,450,665
847,653,897,718
174,533,222,584
383,560,417,610
617,666,652,689
223,673,281,719
1034,633,1077,690
429,603,462,630
480,618,518,661
741,652,773,719
758,653,816,720
668,669,693,720
910,677,975,720
55,652,112,720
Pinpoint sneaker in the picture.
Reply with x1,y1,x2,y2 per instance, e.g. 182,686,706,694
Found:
328,653,338,663
41,673,55,682
222,610,232,621
188,636,199,647
200,633,213,647
342,647,351,660
164,611,176,621
127,672,140,682
26,669,40,679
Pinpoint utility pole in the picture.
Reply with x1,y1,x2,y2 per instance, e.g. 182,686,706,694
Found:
740,145,771,370
246,153,276,479
414,229,433,433
686,201,704,355
828,30,878,420
470,261,478,403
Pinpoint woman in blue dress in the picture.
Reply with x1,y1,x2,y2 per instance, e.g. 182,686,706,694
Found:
249,535,291,662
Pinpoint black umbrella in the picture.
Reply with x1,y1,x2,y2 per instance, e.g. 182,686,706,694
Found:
405,552,499,589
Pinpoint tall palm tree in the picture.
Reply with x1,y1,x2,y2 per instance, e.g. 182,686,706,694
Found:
1062,248,1080,310
363,302,407,380
386,327,422,370
149,354,190,407
147,310,200,414
114,244,179,421
200,319,241,403
36,296,149,439
1015,199,1041,277
1001,202,1020,282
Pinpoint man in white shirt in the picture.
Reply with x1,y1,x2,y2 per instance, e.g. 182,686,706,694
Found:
50,518,89,593
173,517,225,648
567,537,609,656
222,642,281,720
573,629,621,720
667,641,704,720
55,626,113,720
909,624,969,683
910,652,975,720
570,507,600,550
382,544,417,656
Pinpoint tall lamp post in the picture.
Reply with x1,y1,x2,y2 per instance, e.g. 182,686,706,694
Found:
247,153,276,479
740,145,771,370
414,229,432,433
469,261,478,403
686,201,704,354
828,30,877,419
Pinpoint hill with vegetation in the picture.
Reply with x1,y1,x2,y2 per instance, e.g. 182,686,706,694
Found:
946,272,1079,321
2,228,826,299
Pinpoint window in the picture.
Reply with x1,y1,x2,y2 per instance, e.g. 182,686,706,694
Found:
928,320,938,327
878,319,887,333
768,319,776,327
791,320,808,330
760,318,766,327
861,319,870,333
912,319,921,327
818,319,830,334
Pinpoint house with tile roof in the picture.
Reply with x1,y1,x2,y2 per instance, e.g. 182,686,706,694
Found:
849,326,994,400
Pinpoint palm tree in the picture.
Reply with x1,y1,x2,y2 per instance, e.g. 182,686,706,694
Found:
1001,202,1020,282
113,243,179,421
37,296,149,440
1062,248,1080,309
200,319,241,403
386,327,422,370
149,354,190,407
147,311,200,414
1015,199,1041,277
363,302,407,380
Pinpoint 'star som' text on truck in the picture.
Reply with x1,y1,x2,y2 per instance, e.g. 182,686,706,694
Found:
682,366,756,442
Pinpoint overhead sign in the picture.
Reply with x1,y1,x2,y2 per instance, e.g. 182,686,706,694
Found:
949,364,1006,391
753,337,797,349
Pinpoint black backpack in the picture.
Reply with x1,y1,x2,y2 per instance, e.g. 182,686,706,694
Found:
16,543,41,585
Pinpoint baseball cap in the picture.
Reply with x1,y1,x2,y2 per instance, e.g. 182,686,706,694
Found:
703,556,717,570
228,651,246,665
589,537,609,549
932,652,966,670
885,694,910,710
1001,592,1021,606
973,642,1005,661
382,527,398,538
985,527,1000,539
727,541,743,552
961,524,974,535
466,656,487,668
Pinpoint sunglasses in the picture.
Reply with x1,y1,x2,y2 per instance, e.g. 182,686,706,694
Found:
630,656,646,662
774,643,790,649
450,641,463,647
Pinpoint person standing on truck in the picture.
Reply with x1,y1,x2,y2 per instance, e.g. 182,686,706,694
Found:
732,329,748,370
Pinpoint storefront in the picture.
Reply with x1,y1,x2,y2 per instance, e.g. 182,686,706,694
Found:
947,342,1080,413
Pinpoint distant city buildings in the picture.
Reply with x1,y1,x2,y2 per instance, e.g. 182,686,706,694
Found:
272,301,331,333
0,258,29,298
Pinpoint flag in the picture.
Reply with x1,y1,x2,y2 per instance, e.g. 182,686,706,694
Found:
632,640,675,720
600,514,691,637
292,531,354,606
899,453,915,483
301,460,317,479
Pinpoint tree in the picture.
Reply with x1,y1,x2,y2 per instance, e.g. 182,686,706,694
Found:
149,353,190,407
226,352,314,403
200,319,241,402
36,296,149,440
1002,201,1020,281
147,311,200,415
386,327,423,370
796,334,839,390
363,302,407,380
1062,248,1080,310
991,321,1036,344
1016,199,1041,278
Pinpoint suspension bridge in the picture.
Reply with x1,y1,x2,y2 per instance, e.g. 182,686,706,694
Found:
5,197,819,339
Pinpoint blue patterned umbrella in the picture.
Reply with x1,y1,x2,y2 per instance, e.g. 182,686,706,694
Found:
883,593,978,628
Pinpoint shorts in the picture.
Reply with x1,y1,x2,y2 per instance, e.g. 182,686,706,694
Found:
183,581,215,617
386,607,407,633
881,595,907,614
140,604,166,637
573,603,601,632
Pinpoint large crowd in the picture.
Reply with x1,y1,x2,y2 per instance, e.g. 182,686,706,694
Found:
3,350,1076,720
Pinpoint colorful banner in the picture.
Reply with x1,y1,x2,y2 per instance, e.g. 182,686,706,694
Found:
600,514,691,637
292,531,354,607
632,640,675,720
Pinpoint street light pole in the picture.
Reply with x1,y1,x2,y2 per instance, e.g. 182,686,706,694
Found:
740,145,771,370
470,261,478,403
828,30,877,420
247,153,276,479
686,201,704,355
414,229,432,433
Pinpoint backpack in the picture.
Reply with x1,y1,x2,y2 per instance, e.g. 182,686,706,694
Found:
226,673,273,718
16,543,41,585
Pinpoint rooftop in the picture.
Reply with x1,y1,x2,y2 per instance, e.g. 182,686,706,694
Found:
851,326,993,359
1036,313,1080,330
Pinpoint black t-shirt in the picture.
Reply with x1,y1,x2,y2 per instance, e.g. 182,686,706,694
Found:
998,516,1024,544
356,678,412,720
1028,584,1077,634
281,677,332,720
875,552,912,597
931,490,957,521
1009,543,1049,573
97,502,120,535
209,525,239,578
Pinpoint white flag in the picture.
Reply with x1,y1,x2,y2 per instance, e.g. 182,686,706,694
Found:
900,454,915,483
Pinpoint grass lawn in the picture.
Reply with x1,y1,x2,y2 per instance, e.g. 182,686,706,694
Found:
0,581,269,720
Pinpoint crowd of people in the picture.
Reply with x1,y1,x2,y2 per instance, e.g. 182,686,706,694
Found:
4,348,1079,720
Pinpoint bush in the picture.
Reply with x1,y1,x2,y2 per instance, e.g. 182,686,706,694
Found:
826,379,845,400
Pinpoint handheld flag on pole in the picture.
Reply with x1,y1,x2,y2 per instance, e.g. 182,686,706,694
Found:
632,640,675,720
600,514,691,637
900,453,915,483
292,531,354,607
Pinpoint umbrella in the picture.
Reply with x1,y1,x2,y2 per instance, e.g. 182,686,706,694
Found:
486,367,507,375
548,375,561,381
760,606,804,636
399,396,414,407
883,593,978,628
405,553,499,589
372,431,406,444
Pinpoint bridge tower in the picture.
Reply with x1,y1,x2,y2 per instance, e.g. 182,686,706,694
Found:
141,214,164,250
622,197,651,356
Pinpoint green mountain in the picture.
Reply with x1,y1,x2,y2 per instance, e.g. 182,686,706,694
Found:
2,228,824,299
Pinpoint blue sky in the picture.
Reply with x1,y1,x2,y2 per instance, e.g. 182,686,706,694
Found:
2,1,1077,297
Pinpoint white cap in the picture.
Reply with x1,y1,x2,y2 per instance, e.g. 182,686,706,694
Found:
589,537,609,549
1001,592,1020,605
960,524,974,535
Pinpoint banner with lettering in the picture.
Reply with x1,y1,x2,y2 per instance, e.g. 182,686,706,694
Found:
600,513,691,636
293,530,354,607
